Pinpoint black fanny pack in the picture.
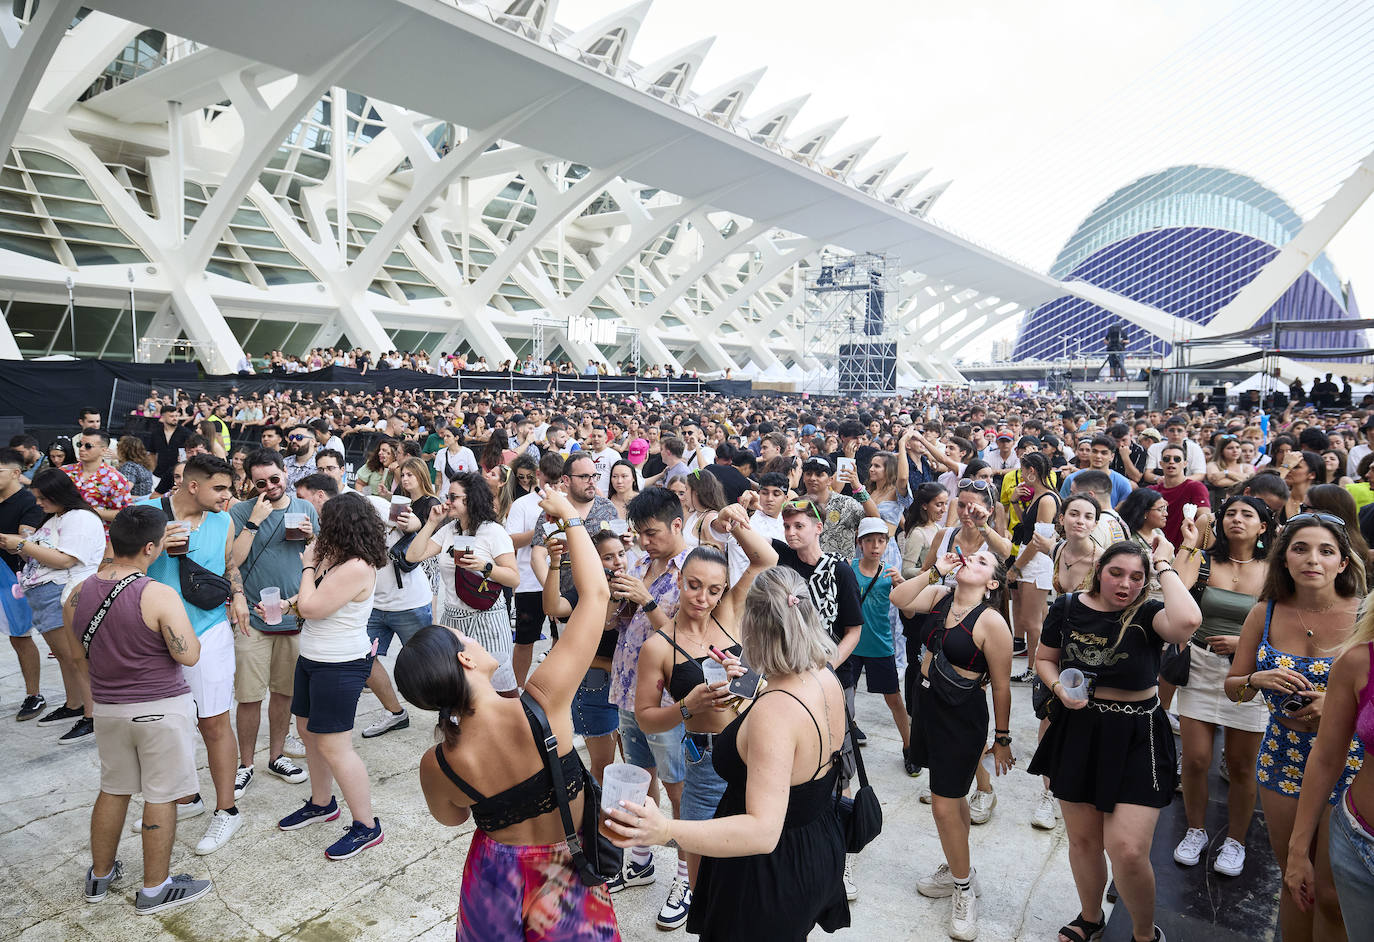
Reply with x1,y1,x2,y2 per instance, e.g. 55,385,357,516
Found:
161,498,232,611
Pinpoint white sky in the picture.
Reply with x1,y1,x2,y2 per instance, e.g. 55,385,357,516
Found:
559,0,1374,359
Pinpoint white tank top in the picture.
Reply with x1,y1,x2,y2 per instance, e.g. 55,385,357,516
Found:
300,590,375,663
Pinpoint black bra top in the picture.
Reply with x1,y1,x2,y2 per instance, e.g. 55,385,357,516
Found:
927,594,990,675
656,617,741,703
433,743,584,833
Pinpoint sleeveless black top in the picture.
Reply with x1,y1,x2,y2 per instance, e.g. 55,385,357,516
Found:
925,593,991,674
432,742,584,834
655,617,741,703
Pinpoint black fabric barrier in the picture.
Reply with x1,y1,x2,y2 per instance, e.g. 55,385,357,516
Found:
0,361,197,429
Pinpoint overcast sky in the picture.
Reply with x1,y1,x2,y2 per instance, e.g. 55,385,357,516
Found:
559,0,1374,358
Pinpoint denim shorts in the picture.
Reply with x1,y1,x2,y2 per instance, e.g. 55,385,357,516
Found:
1330,793,1374,928
367,604,432,657
618,708,685,785
25,581,64,634
572,668,619,738
291,655,373,734
681,735,728,821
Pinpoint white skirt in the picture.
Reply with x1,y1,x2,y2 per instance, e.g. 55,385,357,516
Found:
1174,643,1268,733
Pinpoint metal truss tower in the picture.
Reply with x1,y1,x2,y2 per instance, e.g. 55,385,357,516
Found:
803,251,898,395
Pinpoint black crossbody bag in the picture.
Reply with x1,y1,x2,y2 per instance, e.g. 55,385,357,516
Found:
519,691,622,886
160,498,232,610
81,573,142,656
835,695,882,853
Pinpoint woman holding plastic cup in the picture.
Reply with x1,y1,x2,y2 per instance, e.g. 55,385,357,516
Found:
1029,540,1201,942
393,488,620,941
632,496,778,926
606,564,850,941
1004,452,1060,683
889,546,1013,941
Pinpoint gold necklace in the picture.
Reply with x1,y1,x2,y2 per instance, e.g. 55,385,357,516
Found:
1295,602,1336,639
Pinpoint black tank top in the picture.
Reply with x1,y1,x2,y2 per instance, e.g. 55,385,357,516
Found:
656,618,742,703
432,742,584,833
927,594,991,674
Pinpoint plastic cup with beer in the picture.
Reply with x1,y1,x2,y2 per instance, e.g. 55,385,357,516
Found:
284,512,307,541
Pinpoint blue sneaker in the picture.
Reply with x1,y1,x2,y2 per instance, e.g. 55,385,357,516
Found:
325,817,383,860
84,860,123,902
278,797,340,831
605,857,656,893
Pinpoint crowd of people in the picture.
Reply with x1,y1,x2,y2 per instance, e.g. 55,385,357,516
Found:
240,346,708,379
3,379,1374,941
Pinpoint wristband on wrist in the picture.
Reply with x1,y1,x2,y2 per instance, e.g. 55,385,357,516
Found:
855,490,870,502
642,598,659,613
1050,679,1062,695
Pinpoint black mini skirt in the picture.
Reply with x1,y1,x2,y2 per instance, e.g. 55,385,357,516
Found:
909,675,988,800
1028,697,1176,812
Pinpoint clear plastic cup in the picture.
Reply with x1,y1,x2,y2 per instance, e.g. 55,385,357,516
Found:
284,512,306,541
492,660,518,698
165,521,191,556
389,495,410,523
260,587,282,626
1033,522,1056,540
702,660,728,687
599,763,652,837
1059,668,1089,701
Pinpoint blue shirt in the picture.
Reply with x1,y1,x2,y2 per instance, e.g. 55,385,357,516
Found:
1058,468,1133,508
139,497,233,637
852,563,895,658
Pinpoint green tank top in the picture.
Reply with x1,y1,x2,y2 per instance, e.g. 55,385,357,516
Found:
1194,585,1256,643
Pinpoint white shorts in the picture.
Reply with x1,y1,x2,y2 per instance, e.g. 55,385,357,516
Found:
1015,552,1054,591
184,621,235,719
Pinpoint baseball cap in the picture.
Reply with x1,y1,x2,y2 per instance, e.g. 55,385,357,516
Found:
996,429,1013,441
1016,435,1040,449
626,438,649,464
801,424,817,436
1140,428,1163,442
801,456,832,474
857,518,890,540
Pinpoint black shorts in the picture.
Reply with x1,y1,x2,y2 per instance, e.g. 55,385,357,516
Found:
909,676,987,799
513,591,547,645
835,654,899,695
1028,698,1176,812
291,655,372,735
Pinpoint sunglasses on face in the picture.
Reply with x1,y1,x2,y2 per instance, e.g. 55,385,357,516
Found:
446,494,464,503
77,442,100,450
253,476,282,489
288,434,308,442
1159,455,1184,464
784,499,822,521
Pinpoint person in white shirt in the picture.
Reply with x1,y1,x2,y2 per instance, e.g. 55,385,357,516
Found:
982,431,1020,472
1347,418,1374,478
505,453,564,687
1145,418,1206,481
718,471,788,585
586,425,620,496
431,427,478,484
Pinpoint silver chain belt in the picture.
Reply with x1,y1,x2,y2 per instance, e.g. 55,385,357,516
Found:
1088,696,1161,790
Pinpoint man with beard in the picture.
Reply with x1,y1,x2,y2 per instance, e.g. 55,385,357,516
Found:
227,451,316,795
281,425,317,489
136,455,249,855
529,454,618,597
144,405,189,495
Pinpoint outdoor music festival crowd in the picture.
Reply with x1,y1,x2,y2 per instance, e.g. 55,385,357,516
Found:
4,378,1374,942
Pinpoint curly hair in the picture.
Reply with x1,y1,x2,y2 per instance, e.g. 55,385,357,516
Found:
446,471,499,535
312,491,387,570
116,435,156,471
365,437,397,473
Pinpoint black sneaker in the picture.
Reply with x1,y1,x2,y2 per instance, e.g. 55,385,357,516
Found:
17,694,46,721
1011,669,1036,684
58,716,94,743
852,724,868,747
904,755,921,777
37,703,82,727
1011,638,1028,657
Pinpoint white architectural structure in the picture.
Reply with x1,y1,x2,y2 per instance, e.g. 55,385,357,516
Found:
0,0,1367,381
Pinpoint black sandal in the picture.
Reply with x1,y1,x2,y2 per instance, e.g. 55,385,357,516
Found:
1058,913,1106,942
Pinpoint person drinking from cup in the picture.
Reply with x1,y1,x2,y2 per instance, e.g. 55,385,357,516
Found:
891,545,1013,941
1224,513,1367,942
394,488,620,941
1029,540,1202,942
633,496,778,930
1003,452,1060,684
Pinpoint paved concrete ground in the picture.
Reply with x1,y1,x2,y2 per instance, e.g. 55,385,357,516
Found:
2,644,1120,942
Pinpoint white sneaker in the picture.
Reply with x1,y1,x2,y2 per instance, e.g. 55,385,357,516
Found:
918,863,981,898
267,754,308,784
655,876,691,930
282,734,306,758
194,809,243,855
233,765,253,801
131,797,204,833
1173,827,1207,866
1166,711,1181,736
843,856,858,901
949,884,979,940
1213,837,1245,876
968,789,996,825
919,784,933,804
362,708,410,739
1031,789,1058,830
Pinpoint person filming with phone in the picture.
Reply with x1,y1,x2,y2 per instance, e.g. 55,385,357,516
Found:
394,488,620,941
1028,540,1201,942
632,492,777,927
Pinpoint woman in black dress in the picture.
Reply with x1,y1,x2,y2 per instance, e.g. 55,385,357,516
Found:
1030,540,1201,942
606,565,849,941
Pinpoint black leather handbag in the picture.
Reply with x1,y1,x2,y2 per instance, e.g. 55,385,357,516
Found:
520,692,622,886
835,701,882,853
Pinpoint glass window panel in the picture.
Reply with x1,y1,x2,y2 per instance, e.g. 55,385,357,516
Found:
259,266,317,286
247,319,295,352
241,247,302,267
100,307,135,361
224,316,257,344
29,173,96,199
205,258,249,280
40,197,112,223
0,167,24,189
231,208,268,227
0,231,58,261
397,284,442,300
0,212,45,234
69,242,144,264
69,306,121,355
55,221,133,244
18,152,79,174
0,190,32,214
390,330,425,351
233,228,286,249
367,281,391,297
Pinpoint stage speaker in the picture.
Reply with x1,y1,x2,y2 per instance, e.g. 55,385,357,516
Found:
838,343,896,393
865,271,884,336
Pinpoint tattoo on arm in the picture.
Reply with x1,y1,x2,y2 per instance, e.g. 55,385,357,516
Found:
141,823,160,830
162,625,188,655
227,560,243,596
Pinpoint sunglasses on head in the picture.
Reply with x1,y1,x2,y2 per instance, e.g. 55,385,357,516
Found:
253,475,282,488
1288,511,1345,529
783,499,822,521
957,478,993,492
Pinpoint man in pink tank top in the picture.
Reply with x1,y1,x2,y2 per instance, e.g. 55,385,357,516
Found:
65,506,213,915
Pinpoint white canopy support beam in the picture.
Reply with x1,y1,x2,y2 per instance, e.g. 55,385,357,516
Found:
0,0,83,161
